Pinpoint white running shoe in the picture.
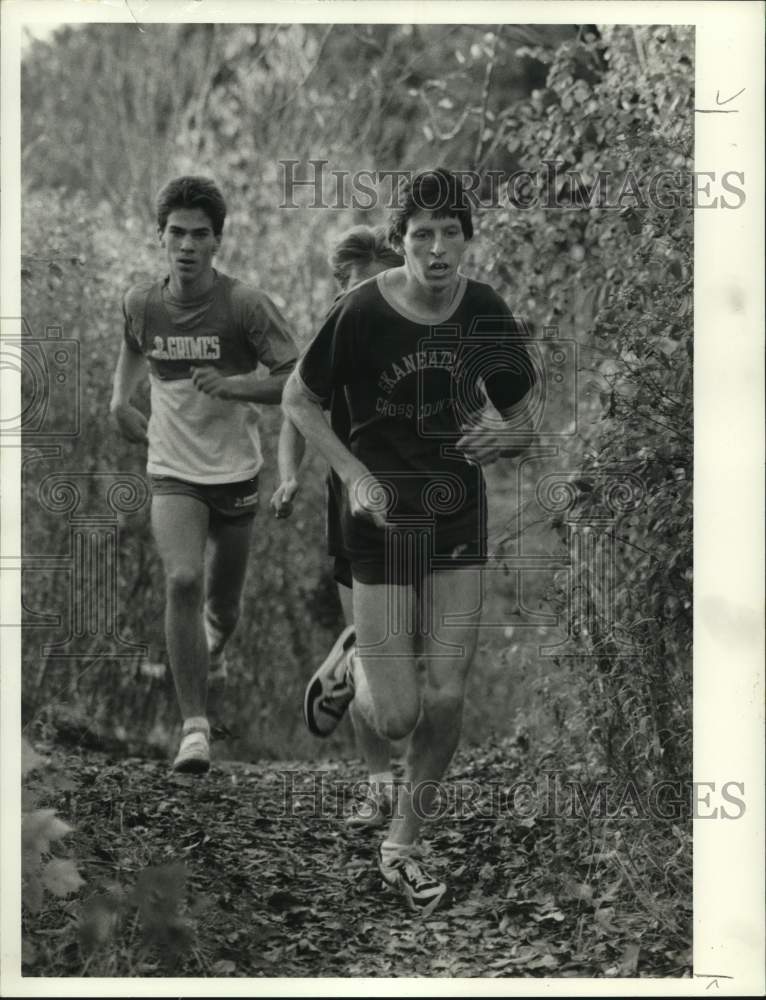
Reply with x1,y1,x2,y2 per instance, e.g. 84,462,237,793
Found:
172,725,210,774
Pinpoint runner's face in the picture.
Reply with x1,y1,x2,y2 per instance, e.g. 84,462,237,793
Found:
160,208,220,287
401,211,466,294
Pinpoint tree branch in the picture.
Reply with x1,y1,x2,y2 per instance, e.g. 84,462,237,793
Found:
473,26,503,169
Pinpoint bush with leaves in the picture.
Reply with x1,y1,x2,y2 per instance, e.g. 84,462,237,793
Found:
476,25,693,782
21,739,84,964
22,734,202,974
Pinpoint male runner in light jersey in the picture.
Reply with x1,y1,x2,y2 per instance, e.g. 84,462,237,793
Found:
110,176,298,773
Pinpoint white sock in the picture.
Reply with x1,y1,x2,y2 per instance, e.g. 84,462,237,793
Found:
182,715,209,736
381,838,414,862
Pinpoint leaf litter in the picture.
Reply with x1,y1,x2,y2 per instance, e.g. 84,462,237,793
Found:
22,738,691,978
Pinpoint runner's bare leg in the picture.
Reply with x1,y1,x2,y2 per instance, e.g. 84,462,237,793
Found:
151,493,210,720
340,580,394,775
337,582,354,626
204,513,254,657
351,581,420,742
349,701,392,775
386,567,483,846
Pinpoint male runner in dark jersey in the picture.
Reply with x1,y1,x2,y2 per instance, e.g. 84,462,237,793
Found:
110,176,298,773
283,168,538,915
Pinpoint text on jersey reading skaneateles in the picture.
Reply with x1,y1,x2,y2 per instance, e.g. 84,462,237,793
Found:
377,349,455,394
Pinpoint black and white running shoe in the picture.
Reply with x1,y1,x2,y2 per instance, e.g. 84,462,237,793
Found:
303,624,356,737
378,843,446,918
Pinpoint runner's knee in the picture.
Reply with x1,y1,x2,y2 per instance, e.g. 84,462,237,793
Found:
355,650,420,739
368,681,420,739
166,567,204,605
376,703,420,741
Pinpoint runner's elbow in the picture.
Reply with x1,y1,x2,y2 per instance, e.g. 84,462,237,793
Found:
281,374,313,423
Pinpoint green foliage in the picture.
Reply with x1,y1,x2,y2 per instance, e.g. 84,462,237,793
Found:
476,25,693,782
22,810,82,914
21,737,84,964
23,737,201,973
21,24,571,215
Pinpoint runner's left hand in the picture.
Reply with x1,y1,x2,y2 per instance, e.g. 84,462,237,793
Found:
271,478,299,518
191,365,240,399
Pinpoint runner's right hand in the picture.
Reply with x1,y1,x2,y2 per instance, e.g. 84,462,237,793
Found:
270,478,300,518
110,402,148,444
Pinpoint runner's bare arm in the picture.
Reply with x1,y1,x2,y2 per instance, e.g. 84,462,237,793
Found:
189,365,289,403
270,417,306,518
110,342,149,444
282,370,388,528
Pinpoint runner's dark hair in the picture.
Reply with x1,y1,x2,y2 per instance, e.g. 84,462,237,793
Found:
388,167,474,245
156,176,227,237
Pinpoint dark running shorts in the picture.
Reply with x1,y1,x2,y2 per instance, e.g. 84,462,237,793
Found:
149,474,259,523
333,555,353,590
350,531,487,587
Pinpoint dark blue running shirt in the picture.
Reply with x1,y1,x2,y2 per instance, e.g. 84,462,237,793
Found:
298,272,536,559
